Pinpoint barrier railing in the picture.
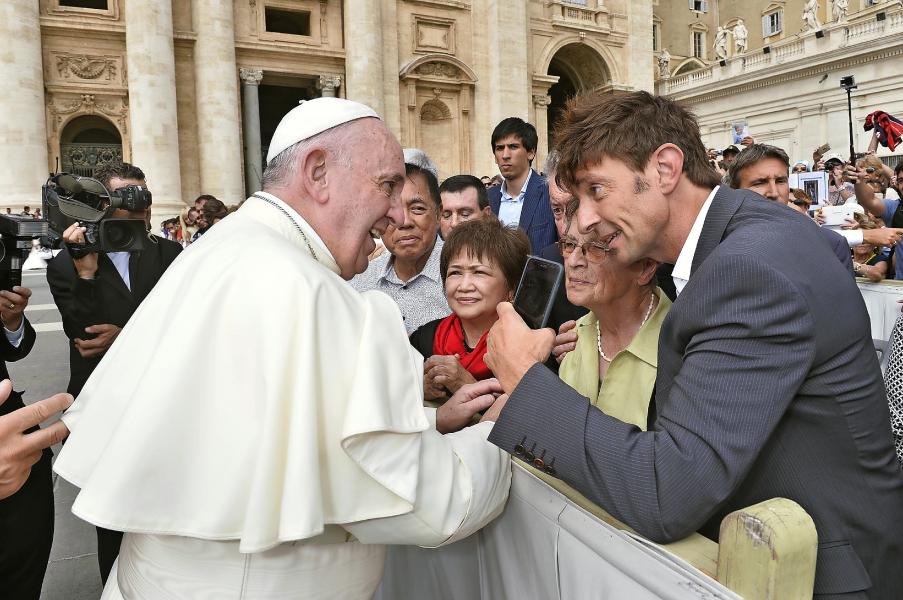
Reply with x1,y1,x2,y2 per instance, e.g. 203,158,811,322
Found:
376,463,817,599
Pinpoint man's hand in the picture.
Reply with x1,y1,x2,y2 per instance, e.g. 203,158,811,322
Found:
62,222,99,279
436,379,503,434
480,393,509,423
74,323,121,358
551,320,578,364
0,286,31,332
843,164,862,185
485,303,555,394
740,136,755,147
425,354,476,395
863,228,903,247
0,380,72,499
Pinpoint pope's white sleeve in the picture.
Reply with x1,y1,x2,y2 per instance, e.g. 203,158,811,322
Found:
343,421,510,547
835,228,863,247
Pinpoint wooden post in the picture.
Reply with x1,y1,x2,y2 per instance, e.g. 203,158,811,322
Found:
717,498,817,600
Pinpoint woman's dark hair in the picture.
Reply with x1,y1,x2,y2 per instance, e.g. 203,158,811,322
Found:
200,198,229,224
440,217,530,292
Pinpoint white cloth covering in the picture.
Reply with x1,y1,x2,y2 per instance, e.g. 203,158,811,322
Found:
54,194,511,579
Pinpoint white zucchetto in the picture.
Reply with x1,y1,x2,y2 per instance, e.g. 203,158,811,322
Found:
266,98,381,163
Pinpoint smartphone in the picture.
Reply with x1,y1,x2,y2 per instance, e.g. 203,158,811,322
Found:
816,143,831,156
513,256,564,330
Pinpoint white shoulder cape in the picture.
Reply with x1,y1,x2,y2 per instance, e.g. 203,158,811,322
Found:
54,196,435,553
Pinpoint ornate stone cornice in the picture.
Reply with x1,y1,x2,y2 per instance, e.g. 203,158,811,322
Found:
46,93,129,135
239,68,264,85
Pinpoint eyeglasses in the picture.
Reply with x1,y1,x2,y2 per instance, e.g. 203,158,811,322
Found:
557,239,610,263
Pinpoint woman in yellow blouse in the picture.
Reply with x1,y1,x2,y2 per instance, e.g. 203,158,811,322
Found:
555,230,671,431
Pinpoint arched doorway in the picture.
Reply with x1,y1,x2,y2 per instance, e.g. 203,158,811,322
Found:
545,43,611,152
60,115,122,177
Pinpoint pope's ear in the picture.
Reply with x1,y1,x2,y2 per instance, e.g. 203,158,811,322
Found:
299,148,330,204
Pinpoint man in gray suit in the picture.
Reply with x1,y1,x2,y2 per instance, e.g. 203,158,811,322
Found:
482,91,903,599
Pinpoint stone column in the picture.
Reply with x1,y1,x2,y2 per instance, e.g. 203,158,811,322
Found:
125,0,183,221
0,0,49,210
240,68,264,195
192,0,244,204
533,94,552,172
317,74,343,98
626,0,655,91
343,0,385,116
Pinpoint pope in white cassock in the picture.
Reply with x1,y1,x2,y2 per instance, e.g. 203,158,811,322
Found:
53,98,512,598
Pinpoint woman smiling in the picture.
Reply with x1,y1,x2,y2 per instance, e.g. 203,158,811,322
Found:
409,217,530,402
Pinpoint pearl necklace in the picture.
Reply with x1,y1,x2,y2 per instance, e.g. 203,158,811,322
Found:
597,293,656,363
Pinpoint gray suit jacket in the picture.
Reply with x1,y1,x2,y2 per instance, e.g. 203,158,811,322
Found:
489,186,903,598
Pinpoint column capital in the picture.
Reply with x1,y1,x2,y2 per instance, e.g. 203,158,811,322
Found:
533,94,552,108
317,74,343,92
239,68,264,85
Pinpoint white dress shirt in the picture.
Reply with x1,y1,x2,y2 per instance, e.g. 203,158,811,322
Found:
106,251,131,291
497,170,533,227
672,186,719,297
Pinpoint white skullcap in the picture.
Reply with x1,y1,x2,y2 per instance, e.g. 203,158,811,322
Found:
266,98,381,163
403,148,439,181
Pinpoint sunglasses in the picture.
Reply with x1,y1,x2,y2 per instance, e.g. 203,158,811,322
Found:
790,200,811,208
557,239,610,263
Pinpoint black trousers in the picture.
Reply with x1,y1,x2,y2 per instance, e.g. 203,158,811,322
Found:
96,526,123,585
0,451,54,600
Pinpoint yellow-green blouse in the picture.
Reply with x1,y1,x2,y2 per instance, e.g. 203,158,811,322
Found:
558,286,671,431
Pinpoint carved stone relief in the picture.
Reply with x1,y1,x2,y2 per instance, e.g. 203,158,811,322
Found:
52,53,123,84
414,62,462,79
47,93,130,136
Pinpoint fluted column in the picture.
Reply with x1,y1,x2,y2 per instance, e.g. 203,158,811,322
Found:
1,0,49,209
533,94,552,172
317,74,343,98
240,68,263,195
192,0,244,204
125,0,183,220
343,0,385,115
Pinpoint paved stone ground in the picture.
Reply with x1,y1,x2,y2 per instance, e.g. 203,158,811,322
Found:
8,270,103,599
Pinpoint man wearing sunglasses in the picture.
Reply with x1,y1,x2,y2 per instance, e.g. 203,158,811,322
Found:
726,144,853,274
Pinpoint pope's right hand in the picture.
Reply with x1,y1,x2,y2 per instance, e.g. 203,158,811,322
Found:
436,379,503,434
63,222,98,279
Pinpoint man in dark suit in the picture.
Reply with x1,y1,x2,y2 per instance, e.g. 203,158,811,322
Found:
482,91,903,598
487,117,557,253
0,284,71,600
727,143,854,274
47,162,182,584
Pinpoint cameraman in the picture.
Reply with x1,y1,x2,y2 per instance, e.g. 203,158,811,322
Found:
46,162,182,585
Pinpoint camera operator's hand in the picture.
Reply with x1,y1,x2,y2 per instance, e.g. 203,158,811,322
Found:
62,222,98,279
74,323,121,358
0,286,31,332
863,228,903,247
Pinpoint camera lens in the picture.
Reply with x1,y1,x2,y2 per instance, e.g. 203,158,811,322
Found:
104,222,136,250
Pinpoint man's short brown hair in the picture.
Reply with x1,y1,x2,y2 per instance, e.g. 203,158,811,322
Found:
440,217,530,292
93,162,146,190
552,91,721,191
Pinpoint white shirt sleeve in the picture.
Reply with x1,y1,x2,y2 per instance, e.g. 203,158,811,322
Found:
4,318,25,348
344,422,511,548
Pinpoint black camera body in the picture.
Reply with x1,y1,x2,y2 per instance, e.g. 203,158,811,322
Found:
42,173,150,255
0,215,47,291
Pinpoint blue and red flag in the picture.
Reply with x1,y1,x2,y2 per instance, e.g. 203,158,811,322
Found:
864,110,903,152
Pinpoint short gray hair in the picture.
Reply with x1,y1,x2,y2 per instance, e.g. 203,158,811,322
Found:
544,150,560,178
261,122,357,190
403,148,439,181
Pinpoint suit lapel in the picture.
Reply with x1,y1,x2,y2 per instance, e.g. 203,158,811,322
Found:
517,170,542,231
690,186,744,276
97,253,132,300
489,185,501,215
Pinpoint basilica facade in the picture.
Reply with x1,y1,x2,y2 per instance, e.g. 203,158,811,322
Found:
2,0,653,219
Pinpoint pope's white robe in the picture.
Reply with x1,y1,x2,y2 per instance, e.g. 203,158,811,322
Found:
53,194,511,598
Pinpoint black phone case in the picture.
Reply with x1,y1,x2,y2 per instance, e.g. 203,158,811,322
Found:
512,255,564,329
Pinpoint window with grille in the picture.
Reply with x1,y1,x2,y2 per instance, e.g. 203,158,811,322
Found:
762,10,783,37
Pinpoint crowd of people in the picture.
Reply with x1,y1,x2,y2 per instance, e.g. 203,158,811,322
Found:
1,92,902,599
